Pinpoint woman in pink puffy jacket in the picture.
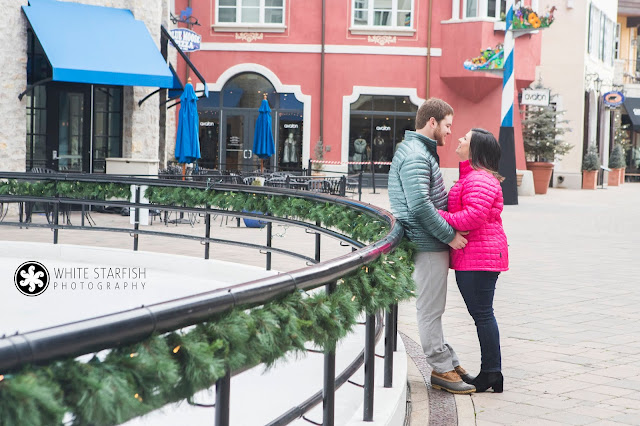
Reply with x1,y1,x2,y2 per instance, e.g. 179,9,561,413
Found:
438,128,508,393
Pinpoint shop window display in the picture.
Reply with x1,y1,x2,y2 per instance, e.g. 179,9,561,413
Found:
348,95,417,174
199,110,220,169
278,116,303,170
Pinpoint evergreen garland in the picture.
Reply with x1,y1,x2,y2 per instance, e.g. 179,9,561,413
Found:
0,180,416,425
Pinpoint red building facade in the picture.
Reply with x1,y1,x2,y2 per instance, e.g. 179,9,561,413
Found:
175,0,541,175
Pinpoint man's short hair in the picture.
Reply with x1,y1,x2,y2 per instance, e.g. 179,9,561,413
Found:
415,98,454,130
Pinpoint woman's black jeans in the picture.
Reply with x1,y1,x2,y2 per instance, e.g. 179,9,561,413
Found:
455,271,501,372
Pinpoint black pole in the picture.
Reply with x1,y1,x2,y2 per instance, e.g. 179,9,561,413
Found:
215,370,231,426
266,219,272,271
315,220,321,262
370,157,376,194
363,313,375,421
392,303,398,351
383,309,394,388
204,205,211,259
53,201,59,245
323,281,336,426
498,126,518,205
133,186,140,251
358,172,363,201
339,175,346,196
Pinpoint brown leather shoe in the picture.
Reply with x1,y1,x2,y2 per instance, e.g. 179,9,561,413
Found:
454,365,474,384
431,370,476,394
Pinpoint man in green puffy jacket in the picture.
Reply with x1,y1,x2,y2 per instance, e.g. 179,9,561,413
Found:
388,98,475,394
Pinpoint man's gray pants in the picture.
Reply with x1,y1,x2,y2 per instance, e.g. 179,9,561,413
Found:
413,250,460,374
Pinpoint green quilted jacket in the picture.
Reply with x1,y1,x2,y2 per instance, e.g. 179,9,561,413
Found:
388,131,455,252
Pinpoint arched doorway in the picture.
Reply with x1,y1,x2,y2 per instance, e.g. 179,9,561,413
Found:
198,72,304,172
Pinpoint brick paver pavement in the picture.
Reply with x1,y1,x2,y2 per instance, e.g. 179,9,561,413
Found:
392,183,640,425
2,182,640,424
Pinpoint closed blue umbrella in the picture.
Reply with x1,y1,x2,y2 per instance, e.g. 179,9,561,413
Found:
252,96,275,171
175,81,201,168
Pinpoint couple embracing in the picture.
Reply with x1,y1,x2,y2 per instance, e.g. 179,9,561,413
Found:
388,98,508,394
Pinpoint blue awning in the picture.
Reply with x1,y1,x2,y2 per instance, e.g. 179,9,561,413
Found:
22,0,175,88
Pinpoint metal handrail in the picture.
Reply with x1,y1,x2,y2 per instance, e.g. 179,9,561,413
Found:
0,172,404,425
0,173,402,369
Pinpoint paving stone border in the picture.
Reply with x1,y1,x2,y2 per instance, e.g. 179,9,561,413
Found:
400,332,458,426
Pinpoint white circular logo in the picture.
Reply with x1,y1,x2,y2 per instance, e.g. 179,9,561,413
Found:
14,261,50,297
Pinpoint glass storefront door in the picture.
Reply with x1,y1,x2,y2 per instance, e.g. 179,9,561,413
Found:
47,85,91,172
222,111,262,172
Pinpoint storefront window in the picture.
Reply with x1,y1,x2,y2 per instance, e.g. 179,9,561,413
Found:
222,73,277,108
278,112,303,170
25,86,47,171
199,110,220,169
349,95,417,174
199,74,303,172
93,86,123,173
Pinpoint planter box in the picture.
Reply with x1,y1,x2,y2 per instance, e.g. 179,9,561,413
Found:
526,162,554,195
608,168,621,186
582,170,597,190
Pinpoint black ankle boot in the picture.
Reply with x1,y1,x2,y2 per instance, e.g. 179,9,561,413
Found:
471,371,503,393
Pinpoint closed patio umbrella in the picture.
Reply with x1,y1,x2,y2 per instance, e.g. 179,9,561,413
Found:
252,94,275,172
175,78,200,175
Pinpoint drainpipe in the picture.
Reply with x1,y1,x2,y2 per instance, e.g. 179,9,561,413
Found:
426,0,433,99
319,0,326,155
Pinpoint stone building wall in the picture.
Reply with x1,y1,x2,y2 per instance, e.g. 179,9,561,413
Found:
3,0,173,171
0,0,28,173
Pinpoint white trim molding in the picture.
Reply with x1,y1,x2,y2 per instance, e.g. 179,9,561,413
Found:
199,43,442,57
349,27,416,36
335,86,424,174
212,25,287,33
326,45,441,56
200,42,321,53
196,63,312,167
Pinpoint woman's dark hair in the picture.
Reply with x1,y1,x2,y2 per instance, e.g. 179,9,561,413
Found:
470,128,504,181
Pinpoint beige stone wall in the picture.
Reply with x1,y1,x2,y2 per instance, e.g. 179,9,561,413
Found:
0,0,28,172
8,0,172,171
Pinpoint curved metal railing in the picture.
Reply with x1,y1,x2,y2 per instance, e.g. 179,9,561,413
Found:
0,172,407,425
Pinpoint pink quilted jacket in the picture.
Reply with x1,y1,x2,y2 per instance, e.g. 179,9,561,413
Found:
439,160,509,271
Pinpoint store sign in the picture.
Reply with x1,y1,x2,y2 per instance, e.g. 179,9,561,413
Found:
375,125,391,131
200,121,216,127
603,91,625,108
521,89,550,106
169,28,201,52
284,123,299,129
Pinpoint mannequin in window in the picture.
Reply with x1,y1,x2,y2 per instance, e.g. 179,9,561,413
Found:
282,132,298,166
373,131,388,171
352,135,368,172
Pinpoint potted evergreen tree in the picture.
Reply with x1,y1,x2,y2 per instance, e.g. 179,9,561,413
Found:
582,146,600,190
521,98,572,194
608,144,625,187
613,113,631,184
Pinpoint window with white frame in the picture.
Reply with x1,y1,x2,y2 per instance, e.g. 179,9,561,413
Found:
216,0,284,26
352,0,414,29
588,3,615,65
461,0,505,19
